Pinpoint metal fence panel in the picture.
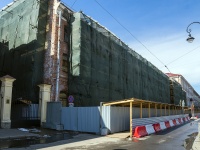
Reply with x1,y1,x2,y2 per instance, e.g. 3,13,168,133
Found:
78,107,100,133
60,106,187,134
61,107,100,133
61,107,78,131
110,107,130,133
101,106,111,130
45,102,62,129
102,106,130,133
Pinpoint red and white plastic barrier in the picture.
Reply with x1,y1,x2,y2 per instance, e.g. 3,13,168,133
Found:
175,119,180,125
169,120,174,127
172,119,177,126
165,121,171,128
153,123,161,132
133,126,148,138
145,124,155,135
133,116,190,138
183,117,186,122
179,118,183,124
185,117,189,121
160,122,167,130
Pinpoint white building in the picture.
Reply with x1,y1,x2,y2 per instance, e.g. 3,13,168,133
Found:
166,73,200,108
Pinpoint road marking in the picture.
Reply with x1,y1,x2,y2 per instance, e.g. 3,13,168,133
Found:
158,139,166,143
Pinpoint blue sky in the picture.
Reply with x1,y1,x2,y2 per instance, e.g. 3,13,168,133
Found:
1,0,200,94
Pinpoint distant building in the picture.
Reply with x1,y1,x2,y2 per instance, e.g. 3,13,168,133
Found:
166,73,200,107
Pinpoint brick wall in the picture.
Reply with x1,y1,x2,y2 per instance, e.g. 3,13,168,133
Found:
44,0,69,102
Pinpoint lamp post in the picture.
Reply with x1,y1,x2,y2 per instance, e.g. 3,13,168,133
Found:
186,22,200,43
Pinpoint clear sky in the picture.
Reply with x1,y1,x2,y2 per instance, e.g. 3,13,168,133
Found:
1,0,200,94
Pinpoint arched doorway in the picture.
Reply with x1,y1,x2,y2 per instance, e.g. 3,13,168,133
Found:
59,92,67,107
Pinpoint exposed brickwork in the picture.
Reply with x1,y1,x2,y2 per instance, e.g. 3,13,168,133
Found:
44,0,69,101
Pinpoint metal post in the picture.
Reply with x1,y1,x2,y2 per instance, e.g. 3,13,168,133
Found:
130,101,133,138
148,103,151,118
198,123,200,139
55,10,62,102
160,104,162,116
140,103,143,118
155,104,157,117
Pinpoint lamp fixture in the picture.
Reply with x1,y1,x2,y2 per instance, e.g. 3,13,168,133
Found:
186,22,200,43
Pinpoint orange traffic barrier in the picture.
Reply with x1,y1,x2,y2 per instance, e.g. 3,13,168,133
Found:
133,126,148,138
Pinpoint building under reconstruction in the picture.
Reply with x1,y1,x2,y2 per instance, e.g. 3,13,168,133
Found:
0,0,195,126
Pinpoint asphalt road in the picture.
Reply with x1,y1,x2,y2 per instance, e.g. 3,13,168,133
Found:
67,120,199,150
4,119,199,150
96,120,199,150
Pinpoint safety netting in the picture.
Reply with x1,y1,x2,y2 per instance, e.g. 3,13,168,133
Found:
0,0,41,49
0,0,48,102
69,12,185,106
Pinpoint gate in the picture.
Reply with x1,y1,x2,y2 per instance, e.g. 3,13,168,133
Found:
11,100,40,128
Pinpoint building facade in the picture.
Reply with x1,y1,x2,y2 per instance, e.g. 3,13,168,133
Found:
0,0,187,108
166,73,200,107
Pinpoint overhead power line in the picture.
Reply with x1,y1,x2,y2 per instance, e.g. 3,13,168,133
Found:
93,0,171,73
165,45,200,67
71,0,78,8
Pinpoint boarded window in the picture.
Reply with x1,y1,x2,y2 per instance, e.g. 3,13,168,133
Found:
62,53,67,72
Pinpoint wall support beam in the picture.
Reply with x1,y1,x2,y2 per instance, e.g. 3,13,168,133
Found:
38,84,51,126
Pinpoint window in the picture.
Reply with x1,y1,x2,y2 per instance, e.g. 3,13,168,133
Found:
62,53,68,72
64,26,68,43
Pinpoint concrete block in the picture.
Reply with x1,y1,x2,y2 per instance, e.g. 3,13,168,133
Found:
1,121,11,129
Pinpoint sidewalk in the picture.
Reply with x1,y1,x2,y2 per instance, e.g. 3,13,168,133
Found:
192,132,200,150
191,118,200,150
0,130,122,150
0,129,39,139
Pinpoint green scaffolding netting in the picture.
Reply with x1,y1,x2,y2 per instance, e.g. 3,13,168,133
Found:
0,0,48,102
69,12,185,106
0,0,40,50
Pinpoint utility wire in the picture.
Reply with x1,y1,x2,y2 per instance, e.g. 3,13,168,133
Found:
71,0,78,8
61,1,76,12
94,0,171,73
165,45,200,67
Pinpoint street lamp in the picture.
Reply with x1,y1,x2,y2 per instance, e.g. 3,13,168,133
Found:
186,22,200,43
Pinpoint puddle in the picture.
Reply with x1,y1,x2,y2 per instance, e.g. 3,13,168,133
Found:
0,132,73,149
184,132,198,150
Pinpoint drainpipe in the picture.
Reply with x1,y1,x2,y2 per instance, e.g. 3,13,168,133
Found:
55,10,62,102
